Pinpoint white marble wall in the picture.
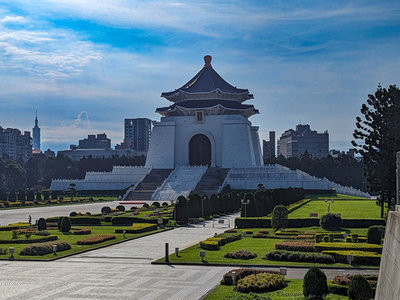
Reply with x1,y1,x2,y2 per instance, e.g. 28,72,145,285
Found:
50,166,151,191
144,114,262,169
376,206,400,300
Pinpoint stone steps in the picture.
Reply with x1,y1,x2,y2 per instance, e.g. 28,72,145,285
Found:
126,169,172,201
193,167,230,196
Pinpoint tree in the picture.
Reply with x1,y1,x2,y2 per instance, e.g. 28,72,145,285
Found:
65,182,77,201
303,266,329,300
352,84,400,217
348,275,373,300
60,217,71,232
271,205,288,231
38,218,47,231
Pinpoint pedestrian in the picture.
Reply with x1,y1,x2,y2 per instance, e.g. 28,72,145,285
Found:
28,215,32,224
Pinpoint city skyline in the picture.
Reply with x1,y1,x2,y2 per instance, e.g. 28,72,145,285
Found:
1,1,400,152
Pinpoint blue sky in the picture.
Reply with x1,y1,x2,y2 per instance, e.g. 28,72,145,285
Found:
1,0,400,153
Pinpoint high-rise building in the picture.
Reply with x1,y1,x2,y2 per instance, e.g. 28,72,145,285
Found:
0,126,32,162
263,131,275,161
32,111,40,151
277,124,329,158
124,118,152,151
78,133,111,150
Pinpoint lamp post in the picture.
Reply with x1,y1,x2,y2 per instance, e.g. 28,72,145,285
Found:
241,199,250,218
201,196,206,218
325,199,334,213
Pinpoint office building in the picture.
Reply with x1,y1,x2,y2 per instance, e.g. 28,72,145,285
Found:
124,118,152,152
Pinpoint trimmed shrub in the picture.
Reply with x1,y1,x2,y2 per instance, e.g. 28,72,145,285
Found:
152,202,160,207
296,235,314,239
37,218,47,231
328,282,349,296
320,213,342,230
101,206,111,214
0,235,57,244
258,230,269,234
236,273,287,293
224,250,257,260
224,229,238,233
112,216,165,225
162,202,168,207
271,205,288,230
73,228,92,235
116,205,125,212
69,211,77,217
253,233,267,238
351,234,359,243
76,234,116,245
303,266,329,300
143,203,150,209
348,275,373,300
221,268,279,286
200,240,219,250
321,250,381,266
60,217,71,233
274,241,315,252
69,217,101,225
265,250,335,264
19,240,71,256
222,293,272,300
323,236,329,242
367,226,381,245
314,242,382,254
57,217,62,230
114,223,157,234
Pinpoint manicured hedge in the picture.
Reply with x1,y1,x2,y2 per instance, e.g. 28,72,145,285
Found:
73,228,92,235
114,223,157,234
207,237,227,246
286,199,312,213
274,241,315,252
236,217,386,229
70,217,101,225
321,250,381,265
265,250,335,264
221,268,279,285
111,216,167,225
77,234,116,245
235,217,271,229
342,219,386,228
19,240,71,256
328,282,349,296
0,235,57,244
314,242,383,254
224,250,257,260
200,240,219,250
0,224,32,231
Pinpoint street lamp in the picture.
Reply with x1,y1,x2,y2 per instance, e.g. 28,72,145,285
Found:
241,199,250,218
325,199,334,213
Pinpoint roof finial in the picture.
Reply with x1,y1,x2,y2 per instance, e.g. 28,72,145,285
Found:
204,55,212,67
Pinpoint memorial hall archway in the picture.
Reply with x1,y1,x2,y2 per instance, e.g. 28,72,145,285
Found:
189,134,211,166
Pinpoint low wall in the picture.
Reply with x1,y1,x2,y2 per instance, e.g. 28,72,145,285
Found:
375,205,400,300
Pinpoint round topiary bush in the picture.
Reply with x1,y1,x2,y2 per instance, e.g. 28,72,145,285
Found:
303,266,329,300
37,218,47,231
143,203,150,209
116,205,125,212
320,213,342,230
57,217,63,229
162,202,168,207
348,275,373,300
60,217,71,233
323,235,330,242
101,206,111,214
152,202,160,208
69,211,77,217
367,226,381,245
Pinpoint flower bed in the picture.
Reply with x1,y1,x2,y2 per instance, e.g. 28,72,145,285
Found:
76,234,116,245
321,250,381,265
265,250,335,263
236,273,287,293
314,242,383,254
224,250,257,260
221,268,280,285
0,235,57,244
73,228,92,235
274,241,315,252
19,241,71,256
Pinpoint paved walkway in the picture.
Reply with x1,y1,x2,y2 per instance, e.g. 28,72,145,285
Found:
0,206,379,300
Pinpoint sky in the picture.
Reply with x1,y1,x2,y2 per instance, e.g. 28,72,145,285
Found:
1,0,400,153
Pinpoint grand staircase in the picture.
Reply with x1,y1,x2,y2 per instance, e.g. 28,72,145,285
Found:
125,169,172,200
193,167,230,196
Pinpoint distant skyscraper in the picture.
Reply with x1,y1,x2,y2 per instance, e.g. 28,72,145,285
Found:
32,111,40,151
263,131,275,161
124,118,152,151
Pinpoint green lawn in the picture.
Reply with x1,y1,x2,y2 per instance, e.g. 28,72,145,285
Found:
203,279,348,300
0,226,167,260
289,200,380,219
162,228,375,268
305,194,368,200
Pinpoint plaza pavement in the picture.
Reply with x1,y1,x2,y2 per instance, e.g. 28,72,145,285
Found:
0,206,379,300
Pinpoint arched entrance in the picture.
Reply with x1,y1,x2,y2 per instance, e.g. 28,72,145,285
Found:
189,134,211,166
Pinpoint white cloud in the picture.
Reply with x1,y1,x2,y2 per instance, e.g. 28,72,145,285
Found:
1,15,26,24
